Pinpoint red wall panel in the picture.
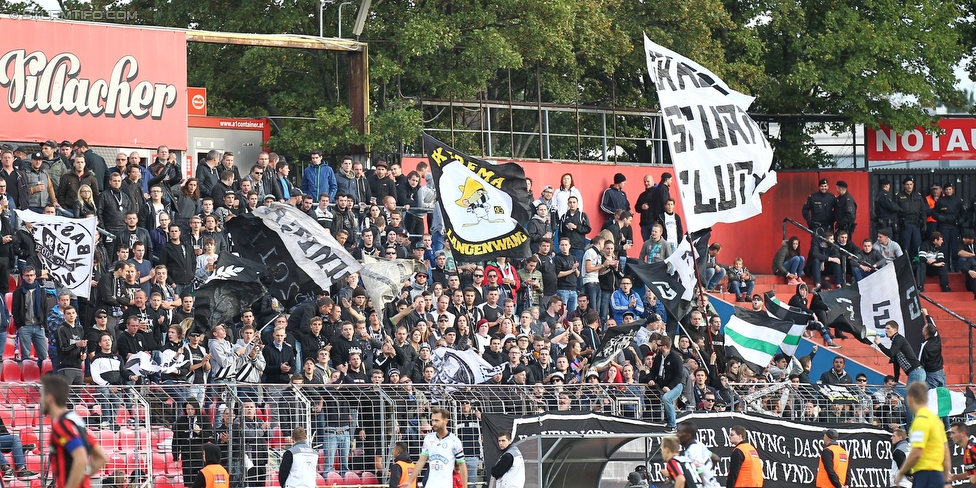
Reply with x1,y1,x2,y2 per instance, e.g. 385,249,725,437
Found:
403,156,871,273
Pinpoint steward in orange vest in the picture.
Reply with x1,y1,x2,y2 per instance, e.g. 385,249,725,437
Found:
388,442,417,488
195,444,230,488
816,429,849,488
727,425,763,488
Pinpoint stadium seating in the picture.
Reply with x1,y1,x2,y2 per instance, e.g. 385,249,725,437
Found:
20,361,40,382
2,359,20,382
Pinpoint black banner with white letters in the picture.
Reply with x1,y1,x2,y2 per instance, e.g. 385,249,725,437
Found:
482,412,892,488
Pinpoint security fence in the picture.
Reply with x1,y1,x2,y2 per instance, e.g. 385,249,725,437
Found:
0,381,964,488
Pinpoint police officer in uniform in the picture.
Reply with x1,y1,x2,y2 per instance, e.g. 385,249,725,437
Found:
278,428,318,488
834,181,857,239
727,425,763,488
193,444,230,488
803,179,836,236
816,429,849,488
874,178,900,238
934,182,964,270
896,176,926,260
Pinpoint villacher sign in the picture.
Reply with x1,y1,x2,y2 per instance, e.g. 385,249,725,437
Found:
0,18,187,149
867,119,976,161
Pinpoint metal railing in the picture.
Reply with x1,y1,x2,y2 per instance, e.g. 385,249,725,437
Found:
5,381,963,488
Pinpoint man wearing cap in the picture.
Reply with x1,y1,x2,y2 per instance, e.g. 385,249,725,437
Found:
817,429,848,488
39,140,67,188
600,173,630,218
24,152,58,213
873,178,898,238
896,177,926,259
834,181,857,238
958,229,976,299
366,159,396,203
802,179,836,235
933,182,963,270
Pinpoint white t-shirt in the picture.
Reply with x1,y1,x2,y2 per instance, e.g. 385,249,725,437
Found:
582,247,602,285
421,431,465,488
683,440,721,488
663,213,678,246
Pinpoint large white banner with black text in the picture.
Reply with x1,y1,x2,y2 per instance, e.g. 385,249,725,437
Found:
644,36,777,232
16,210,96,298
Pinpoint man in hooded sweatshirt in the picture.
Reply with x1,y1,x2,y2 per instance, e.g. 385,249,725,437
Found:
192,444,230,488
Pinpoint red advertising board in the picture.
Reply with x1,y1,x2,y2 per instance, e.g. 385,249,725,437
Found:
866,119,976,161
0,18,187,149
187,87,207,116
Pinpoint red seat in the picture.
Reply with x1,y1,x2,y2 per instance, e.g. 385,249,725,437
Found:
3,337,14,360
39,359,52,376
25,453,41,474
12,405,34,428
21,360,40,382
117,428,135,451
324,472,343,486
155,475,174,488
315,474,327,487
341,472,360,485
360,472,379,485
18,428,39,451
2,359,20,382
98,429,118,452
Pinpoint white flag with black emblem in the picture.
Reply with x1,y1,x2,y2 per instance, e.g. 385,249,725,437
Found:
16,210,96,298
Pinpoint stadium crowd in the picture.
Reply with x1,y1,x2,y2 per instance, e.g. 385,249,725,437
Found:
0,143,956,487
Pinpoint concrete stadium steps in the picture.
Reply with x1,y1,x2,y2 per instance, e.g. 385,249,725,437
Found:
712,273,974,384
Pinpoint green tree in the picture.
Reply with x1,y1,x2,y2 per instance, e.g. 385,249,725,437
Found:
721,0,965,168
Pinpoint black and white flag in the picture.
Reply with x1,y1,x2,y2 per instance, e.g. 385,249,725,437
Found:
432,348,504,385
625,260,692,322
423,133,532,261
194,252,268,330
644,36,777,232
16,210,96,298
591,322,644,370
857,255,925,346
226,204,361,306
813,285,872,343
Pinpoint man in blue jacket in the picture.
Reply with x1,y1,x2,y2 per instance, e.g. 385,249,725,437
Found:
301,149,337,200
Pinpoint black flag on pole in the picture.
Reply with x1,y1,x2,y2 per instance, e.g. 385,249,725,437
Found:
194,252,268,330
423,133,531,261
590,322,644,370
625,260,693,322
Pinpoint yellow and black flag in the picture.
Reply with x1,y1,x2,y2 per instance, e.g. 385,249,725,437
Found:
423,133,531,261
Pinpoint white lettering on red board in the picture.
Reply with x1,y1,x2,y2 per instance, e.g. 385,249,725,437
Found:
874,127,976,154
0,49,178,120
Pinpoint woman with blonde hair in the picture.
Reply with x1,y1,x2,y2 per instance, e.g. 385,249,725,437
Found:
73,184,97,217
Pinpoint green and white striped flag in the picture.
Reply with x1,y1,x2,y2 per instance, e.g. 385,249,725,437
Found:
724,308,804,373
927,387,976,417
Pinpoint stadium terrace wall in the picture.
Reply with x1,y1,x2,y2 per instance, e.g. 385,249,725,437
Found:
402,156,872,274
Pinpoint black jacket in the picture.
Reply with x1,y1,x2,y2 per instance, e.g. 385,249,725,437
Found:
159,241,195,284
919,330,944,373
261,341,296,384
897,189,926,227
650,349,683,390
802,191,836,229
559,210,591,250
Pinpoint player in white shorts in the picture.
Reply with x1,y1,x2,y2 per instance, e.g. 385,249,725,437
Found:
400,407,467,488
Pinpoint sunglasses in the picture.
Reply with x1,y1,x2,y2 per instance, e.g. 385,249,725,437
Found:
96,315,108,319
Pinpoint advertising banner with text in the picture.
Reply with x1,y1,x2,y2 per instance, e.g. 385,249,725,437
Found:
0,18,187,149
867,119,976,161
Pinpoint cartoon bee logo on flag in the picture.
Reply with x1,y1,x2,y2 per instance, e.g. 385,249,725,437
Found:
455,177,506,227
